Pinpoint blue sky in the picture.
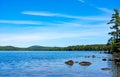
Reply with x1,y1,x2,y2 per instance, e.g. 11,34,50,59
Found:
0,0,119,47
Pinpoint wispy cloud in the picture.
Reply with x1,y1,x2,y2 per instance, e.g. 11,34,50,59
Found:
77,0,113,14
22,11,73,18
0,29,107,42
0,20,42,25
22,11,58,17
0,21,109,47
0,33,83,46
22,11,109,21
0,33,77,41
97,7,113,14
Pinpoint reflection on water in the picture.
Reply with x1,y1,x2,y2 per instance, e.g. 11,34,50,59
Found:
0,51,116,77
115,64,120,77
111,62,120,77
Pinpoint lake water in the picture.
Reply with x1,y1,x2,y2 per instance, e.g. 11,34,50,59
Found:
0,51,117,77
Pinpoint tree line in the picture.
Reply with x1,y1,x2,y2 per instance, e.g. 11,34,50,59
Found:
0,44,108,51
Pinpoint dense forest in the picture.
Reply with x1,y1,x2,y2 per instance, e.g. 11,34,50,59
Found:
0,44,108,51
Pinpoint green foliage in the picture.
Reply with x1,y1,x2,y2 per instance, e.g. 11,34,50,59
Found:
0,44,108,51
107,8,120,52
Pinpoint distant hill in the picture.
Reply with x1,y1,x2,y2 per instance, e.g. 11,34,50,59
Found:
0,46,20,51
0,44,108,51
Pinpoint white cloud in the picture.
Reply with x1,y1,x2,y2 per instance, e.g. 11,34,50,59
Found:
0,20,42,25
77,0,113,14
0,32,90,42
22,11,109,21
0,31,105,44
0,21,110,47
22,11,58,17
0,33,83,47
97,7,113,14
0,22,109,42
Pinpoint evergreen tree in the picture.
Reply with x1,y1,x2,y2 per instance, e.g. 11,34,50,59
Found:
107,8,120,52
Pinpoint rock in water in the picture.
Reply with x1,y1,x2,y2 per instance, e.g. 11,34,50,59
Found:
75,61,79,63
108,58,114,61
92,55,96,58
114,58,120,64
85,56,90,58
101,68,111,70
65,60,74,66
79,61,91,66
102,58,107,61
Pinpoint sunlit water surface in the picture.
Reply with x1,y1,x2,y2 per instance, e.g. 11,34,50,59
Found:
0,51,115,77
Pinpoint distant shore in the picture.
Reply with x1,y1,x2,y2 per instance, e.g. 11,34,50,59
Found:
0,44,108,51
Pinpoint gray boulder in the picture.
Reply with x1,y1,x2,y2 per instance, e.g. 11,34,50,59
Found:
65,60,74,66
79,61,92,66
101,68,111,70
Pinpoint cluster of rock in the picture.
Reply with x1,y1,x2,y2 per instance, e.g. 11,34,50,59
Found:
102,58,120,64
100,51,113,54
85,55,96,58
65,60,111,71
100,52,120,64
65,60,92,66
113,52,120,64
64,52,120,71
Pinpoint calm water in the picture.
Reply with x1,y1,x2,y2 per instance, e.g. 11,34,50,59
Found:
0,51,116,77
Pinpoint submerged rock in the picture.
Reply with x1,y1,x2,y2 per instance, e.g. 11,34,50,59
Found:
99,52,102,54
103,51,109,54
92,55,96,58
75,61,79,63
102,58,107,61
108,58,114,61
85,56,90,58
114,58,120,64
79,61,91,66
65,60,74,66
101,68,111,70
